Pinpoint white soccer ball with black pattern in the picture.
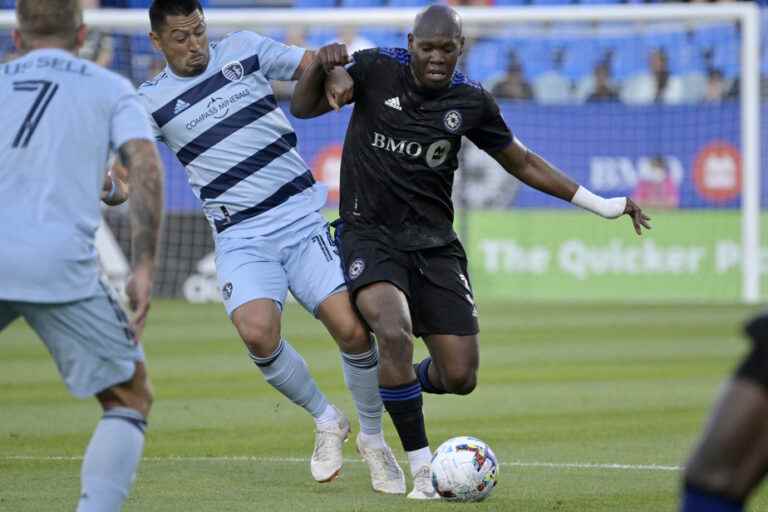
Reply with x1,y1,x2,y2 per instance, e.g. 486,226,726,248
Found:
430,436,498,502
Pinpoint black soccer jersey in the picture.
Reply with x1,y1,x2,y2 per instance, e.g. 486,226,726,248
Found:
340,47,513,250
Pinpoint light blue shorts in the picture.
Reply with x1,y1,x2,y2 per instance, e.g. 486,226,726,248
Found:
215,211,346,317
0,279,144,399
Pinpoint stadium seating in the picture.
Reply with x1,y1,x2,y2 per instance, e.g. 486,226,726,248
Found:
387,0,430,6
341,0,386,6
294,0,337,7
0,0,762,105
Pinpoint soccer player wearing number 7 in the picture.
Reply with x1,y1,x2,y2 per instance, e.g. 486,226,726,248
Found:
0,0,165,510
137,0,405,493
292,4,652,499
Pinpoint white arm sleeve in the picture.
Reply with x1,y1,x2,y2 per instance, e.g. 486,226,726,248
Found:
571,186,627,219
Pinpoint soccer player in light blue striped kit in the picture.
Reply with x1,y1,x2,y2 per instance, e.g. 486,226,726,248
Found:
137,0,405,492
0,0,165,510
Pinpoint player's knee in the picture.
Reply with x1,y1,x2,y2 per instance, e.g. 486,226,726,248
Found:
235,316,280,356
374,322,410,344
375,326,413,361
440,367,477,395
734,314,768,391
98,373,154,418
119,386,153,418
134,384,154,418
334,317,371,354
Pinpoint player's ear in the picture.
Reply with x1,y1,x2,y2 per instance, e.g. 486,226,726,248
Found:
73,24,88,52
458,36,465,56
149,30,162,52
11,29,23,52
407,33,414,52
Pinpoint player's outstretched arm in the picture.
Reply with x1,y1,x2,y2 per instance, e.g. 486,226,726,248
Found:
101,160,129,206
291,43,353,118
491,138,651,235
118,138,164,338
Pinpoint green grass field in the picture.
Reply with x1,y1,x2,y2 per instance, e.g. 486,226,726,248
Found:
2,299,767,511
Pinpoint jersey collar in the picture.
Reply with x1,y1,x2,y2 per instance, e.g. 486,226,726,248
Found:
23,47,77,59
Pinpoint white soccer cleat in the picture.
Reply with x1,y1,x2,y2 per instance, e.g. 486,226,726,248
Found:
310,408,350,483
356,433,406,494
407,465,440,500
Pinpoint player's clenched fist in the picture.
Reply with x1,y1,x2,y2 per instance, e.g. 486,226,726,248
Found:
325,67,354,111
316,43,350,73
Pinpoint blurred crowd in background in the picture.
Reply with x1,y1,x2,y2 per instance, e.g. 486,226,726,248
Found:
1,0,766,105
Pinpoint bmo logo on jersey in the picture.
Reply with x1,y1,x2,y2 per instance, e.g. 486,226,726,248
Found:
371,132,452,168
371,132,423,157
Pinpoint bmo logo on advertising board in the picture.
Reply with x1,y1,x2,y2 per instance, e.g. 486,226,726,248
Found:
589,155,684,191
693,141,741,203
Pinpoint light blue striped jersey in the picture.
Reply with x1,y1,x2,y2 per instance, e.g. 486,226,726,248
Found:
0,48,154,302
138,31,326,238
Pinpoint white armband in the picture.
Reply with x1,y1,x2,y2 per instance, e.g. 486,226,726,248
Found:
571,186,626,219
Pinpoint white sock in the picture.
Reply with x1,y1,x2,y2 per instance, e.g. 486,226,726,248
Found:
406,446,432,475
314,403,342,426
76,407,146,512
250,339,329,418
357,431,387,449
340,342,383,435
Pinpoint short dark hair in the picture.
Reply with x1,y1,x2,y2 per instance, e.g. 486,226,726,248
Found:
149,0,203,33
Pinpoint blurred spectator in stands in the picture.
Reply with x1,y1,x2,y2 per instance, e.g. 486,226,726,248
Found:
456,141,522,209
621,47,685,105
447,0,493,5
586,62,619,103
272,27,308,101
330,26,374,55
80,31,114,68
533,47,573,104
491,53,533,101
704,68,729,103
632,155,679,210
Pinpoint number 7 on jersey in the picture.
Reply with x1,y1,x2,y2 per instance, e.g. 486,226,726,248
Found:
13,80,59,148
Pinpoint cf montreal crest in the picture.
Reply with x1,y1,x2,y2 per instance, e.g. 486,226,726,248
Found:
348,258,365,280
222,61,245,82
443,110,462,132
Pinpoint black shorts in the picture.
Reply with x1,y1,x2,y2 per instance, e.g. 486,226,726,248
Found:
336,225,479,338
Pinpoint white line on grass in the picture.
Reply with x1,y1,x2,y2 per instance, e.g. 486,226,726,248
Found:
3,455,680,472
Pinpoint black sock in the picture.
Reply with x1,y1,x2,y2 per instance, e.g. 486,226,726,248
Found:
380,381,429,451
415,357,446,394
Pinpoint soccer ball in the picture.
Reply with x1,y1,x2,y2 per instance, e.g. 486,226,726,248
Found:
430,436,498,502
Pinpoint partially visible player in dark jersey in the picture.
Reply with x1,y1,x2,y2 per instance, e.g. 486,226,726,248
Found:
292,4,650,499
679,312,768,512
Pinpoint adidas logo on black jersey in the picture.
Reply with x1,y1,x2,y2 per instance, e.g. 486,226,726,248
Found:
384,97,401,111
174,99,191,114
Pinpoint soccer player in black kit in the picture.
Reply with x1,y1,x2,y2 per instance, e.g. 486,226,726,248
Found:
292,4,650,499
678,312,768,512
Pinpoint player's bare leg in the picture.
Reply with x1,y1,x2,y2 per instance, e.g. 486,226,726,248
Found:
78,362,153,512
682,316,768,511
419,334,479,396
684,379,768,511
355,283,437,500
317,290,405,493
231,299,344,483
